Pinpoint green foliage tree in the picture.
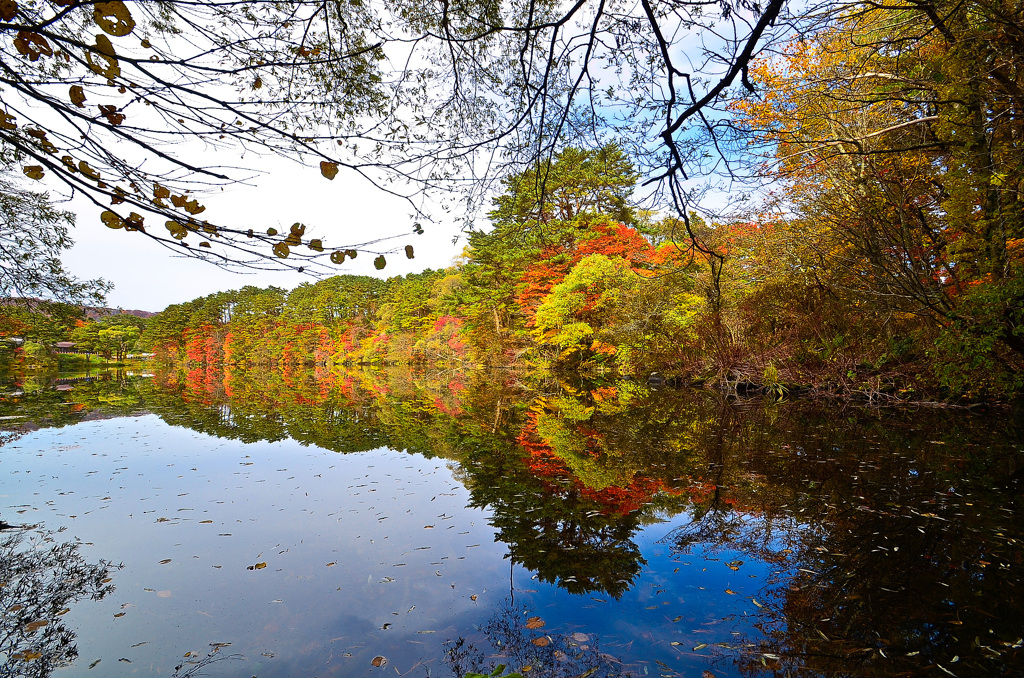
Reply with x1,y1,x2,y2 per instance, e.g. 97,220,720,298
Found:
533,253,637,364
0,173,110,305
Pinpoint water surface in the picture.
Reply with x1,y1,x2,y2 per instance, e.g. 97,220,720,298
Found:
1,368,1021,677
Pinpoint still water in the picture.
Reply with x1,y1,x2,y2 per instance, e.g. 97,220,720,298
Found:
1,368,1021,677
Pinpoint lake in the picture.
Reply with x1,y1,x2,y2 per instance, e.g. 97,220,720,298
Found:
1,367,1021,677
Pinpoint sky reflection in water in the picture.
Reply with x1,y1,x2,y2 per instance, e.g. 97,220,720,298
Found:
0,368,1021,677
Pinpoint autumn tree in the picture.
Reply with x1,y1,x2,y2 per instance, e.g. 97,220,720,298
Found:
734,0,1024,392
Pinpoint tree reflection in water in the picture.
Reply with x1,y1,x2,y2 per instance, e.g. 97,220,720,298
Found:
444,597,626,678
0,525,116,678
1,366,1021,676
661,405,1024,676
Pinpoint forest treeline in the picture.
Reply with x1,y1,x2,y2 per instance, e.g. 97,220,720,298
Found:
137,0,1024,401
3,0,1022,400
140,142,1022,401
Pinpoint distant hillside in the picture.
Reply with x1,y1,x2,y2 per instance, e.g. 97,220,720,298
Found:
83,306,155,320
1,298,155,319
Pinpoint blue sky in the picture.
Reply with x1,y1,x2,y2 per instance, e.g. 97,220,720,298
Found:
62,153,466,312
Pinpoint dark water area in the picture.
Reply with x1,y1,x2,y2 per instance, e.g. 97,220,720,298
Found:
0,367,1021,678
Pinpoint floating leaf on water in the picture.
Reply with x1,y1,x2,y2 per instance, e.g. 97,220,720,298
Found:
199,520,213,524
525,616,545,630
470,594,478,601
159,559,171,564
374,255,386,270
751,598,764,608
670,641,682,646
23,165,43,180
371,655,387,667
326,562,336,567
247,562,267,570
571,632,589,643
724,589,737,595
693,643,708,651
88,659,101,669
114,612,125,618
23,620,48,632
13,650,43,661
531,637,550,647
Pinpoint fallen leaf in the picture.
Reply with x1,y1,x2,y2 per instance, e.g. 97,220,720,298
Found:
531,637,550,647
526,616,545,630
371,655,387,667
